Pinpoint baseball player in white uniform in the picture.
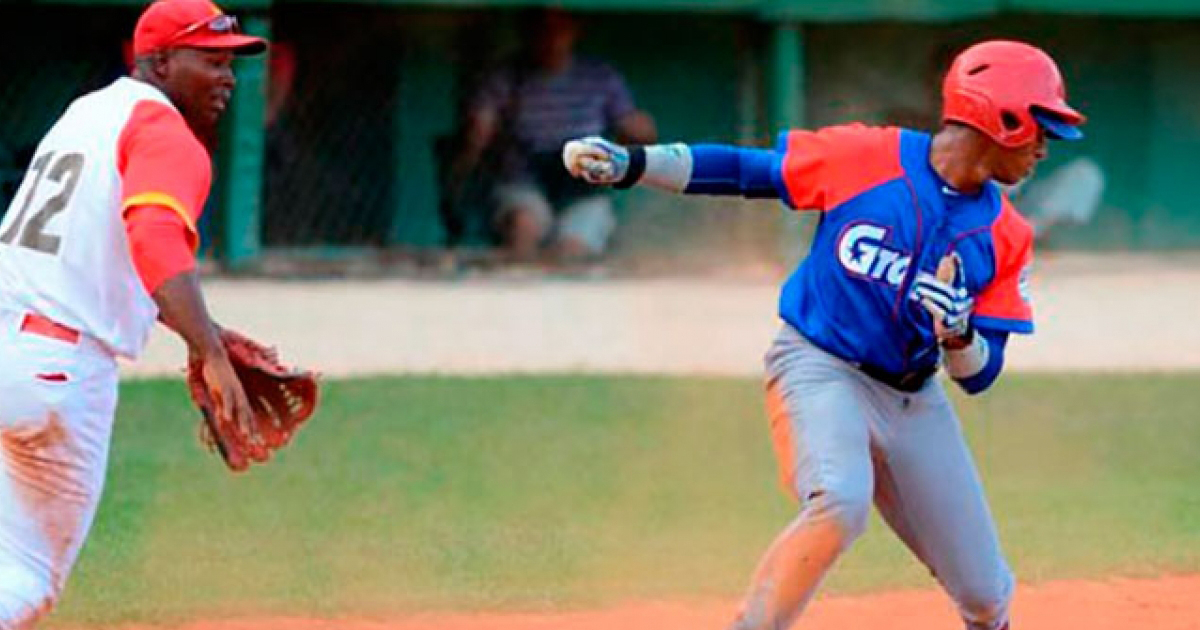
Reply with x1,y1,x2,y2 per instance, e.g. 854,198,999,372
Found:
0,1,265,625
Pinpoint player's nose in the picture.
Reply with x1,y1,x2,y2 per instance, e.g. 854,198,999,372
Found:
216,63,236,88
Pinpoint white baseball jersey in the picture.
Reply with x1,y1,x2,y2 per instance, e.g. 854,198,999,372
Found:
0,75,211,627
0,77,208,360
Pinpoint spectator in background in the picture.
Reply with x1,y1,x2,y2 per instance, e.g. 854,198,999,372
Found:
882,106,1105,244
452,8,657,264
1007,155,1105,241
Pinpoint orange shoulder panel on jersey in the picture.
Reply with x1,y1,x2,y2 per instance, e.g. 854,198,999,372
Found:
117,100,212,247
779,124,904,211
974,195,1035,332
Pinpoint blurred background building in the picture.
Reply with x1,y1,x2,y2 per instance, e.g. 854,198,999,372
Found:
2,0,1198,273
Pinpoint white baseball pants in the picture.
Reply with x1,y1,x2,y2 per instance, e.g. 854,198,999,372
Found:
0,307,117,629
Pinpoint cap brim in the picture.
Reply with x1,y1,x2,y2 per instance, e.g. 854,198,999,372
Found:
180,33,268,56
1032,108,1084,141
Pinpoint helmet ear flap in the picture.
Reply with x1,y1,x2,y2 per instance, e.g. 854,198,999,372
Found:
944,97,1037,147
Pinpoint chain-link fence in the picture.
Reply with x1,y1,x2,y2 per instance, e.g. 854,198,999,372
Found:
262,5,402,248
5,3,1200,270
254,10,1200,256
0,7,134,212
0,3,789,274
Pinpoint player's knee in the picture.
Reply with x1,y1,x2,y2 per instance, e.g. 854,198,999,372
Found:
799,484,871,546
956,586,1011,630
0,565,59,629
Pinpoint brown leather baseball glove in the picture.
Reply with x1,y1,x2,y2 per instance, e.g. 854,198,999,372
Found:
186,328,319,472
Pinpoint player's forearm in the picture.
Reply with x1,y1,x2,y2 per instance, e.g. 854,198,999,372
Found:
126,205,222,356
947,328,1007,395
153,271,224,359
617,144,785,199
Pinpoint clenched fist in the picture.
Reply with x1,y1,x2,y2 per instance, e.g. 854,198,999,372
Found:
562,136,629,185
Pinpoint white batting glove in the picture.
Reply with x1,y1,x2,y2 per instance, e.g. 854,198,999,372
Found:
562,136,629,185
911,253,973,341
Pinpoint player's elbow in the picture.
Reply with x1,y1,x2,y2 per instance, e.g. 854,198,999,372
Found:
954,373,996,395
952,358,1003,394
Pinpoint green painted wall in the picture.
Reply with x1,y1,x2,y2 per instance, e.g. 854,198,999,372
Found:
389,12,460,247
2,3,1198,258
1143,31,1200,248
214,14,271,268
29,0,1200,18
803,17,1200,249
580,13,758,265
254,7,747,252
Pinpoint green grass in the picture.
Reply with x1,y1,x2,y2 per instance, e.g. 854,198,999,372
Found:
48,373,1200,626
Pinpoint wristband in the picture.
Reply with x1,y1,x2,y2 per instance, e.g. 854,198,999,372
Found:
943,329,989,379
615,146,646,189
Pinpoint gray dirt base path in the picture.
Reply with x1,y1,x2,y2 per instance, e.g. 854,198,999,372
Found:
121,253,1200,378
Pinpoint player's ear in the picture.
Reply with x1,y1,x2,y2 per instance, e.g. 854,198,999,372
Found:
132,51,170,82
148,50,172,81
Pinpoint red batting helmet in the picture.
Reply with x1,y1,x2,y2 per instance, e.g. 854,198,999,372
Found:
942,40,1084,148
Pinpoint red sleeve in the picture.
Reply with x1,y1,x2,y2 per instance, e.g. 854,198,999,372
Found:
117,100,212,243
777,124,904,211
974,195,1035,334
124,206,196,294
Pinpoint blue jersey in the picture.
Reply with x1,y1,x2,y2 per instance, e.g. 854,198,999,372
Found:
773,125,1034,377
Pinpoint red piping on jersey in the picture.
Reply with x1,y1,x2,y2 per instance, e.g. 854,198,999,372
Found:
895,176,925,322
895,175,927,375
945,226,989,257
942,226,990,275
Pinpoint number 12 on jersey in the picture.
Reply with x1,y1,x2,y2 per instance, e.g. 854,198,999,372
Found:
0,151,85,255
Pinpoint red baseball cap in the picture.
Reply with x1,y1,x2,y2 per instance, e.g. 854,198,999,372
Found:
133,0,267,56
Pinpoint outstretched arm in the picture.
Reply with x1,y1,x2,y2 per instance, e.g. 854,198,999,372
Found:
124,205,254,433
563,137,789,201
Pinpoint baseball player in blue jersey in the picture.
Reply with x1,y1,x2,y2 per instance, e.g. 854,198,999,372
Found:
562,40,1084,630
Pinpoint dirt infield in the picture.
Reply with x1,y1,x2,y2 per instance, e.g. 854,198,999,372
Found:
123,252,1200,378
90,574,1200,630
